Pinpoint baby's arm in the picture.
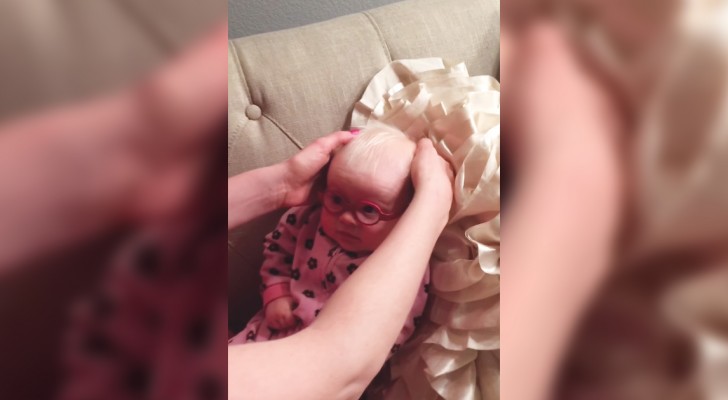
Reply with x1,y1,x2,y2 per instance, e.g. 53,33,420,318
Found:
260,207,305,329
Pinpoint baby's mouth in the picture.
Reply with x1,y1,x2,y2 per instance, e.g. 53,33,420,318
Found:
336,230,359,241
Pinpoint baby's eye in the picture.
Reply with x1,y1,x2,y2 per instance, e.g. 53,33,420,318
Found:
360,204,378,215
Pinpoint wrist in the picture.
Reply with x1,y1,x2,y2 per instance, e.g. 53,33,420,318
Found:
269,162,290,209
262,282,292,307
409,190,451,230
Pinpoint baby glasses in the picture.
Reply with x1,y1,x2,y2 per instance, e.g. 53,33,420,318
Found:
321,191,399,225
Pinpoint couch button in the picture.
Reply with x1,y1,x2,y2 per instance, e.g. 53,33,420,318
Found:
245,104,262,120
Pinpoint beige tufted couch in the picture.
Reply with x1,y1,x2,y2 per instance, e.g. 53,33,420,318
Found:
227,0,499,331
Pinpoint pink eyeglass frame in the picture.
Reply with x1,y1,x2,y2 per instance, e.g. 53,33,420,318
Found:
320,190,400,225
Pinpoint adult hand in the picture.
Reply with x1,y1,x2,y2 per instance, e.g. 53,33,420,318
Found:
410,138,454,211
126,22,228,221
264,296,297,330
0,21,227,270
281,130,355,207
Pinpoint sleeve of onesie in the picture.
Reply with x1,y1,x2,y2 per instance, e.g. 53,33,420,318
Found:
259,206,306,307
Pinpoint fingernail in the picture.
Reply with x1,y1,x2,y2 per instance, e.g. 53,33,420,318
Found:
349,128,361,135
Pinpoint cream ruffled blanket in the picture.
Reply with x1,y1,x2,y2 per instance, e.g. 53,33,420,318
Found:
350,59,500,400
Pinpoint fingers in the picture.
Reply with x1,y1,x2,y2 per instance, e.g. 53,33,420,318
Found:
309,130,356,157
281,314,295,330
416,137,434,153
412,137,435,169
443,157,455,183
267,314,286,330
267,314,295,331
414,138,453,178
265,299,297,331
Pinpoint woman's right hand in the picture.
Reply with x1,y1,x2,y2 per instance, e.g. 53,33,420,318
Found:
410,138,454,216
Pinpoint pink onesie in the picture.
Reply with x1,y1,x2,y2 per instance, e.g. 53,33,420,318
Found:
229,205,430,357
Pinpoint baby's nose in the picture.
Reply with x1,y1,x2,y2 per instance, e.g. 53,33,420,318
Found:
338,211,358,226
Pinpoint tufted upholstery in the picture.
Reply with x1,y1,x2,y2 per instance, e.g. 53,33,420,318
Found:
227,0,500,331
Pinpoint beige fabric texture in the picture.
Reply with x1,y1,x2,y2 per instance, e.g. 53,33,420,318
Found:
228,0,500,335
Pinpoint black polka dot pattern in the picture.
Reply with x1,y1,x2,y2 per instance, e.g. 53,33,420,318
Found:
268,268,280,276
271,230,281,240
134,243,160,277
286,214,297,225
91,293,115,320
291,269,300,280
124,364,151,395
305,239,314,250
326,272,336,284
284,255,293,264
185,318,212,351
197,376,222,400
81,332,114,357
268,243,279,252
307,257,318,270
144,310,162,332
303,290,315,298
346,263,358,274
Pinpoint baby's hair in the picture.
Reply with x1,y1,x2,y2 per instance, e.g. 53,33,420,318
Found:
336,124,415,175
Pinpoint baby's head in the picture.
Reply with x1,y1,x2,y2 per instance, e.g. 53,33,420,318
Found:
320,125,416,252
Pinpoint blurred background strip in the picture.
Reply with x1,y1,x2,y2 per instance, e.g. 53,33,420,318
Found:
0,1,225,399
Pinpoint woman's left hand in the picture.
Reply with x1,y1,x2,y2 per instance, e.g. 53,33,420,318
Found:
281,130,355,207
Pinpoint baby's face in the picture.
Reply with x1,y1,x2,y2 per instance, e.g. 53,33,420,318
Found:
320,155,412,253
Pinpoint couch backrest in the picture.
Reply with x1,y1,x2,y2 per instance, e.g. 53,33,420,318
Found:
227,0,499,330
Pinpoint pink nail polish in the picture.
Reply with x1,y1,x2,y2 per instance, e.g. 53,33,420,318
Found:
349,128,361,135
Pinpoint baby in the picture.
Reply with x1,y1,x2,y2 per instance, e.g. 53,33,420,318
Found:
229,125,430,357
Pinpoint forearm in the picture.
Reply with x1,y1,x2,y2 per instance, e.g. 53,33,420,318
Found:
502,157,620,400
227,163,287,229
0,91,144,272
310,192,449,387
0,23,227,271
228,192,449,400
